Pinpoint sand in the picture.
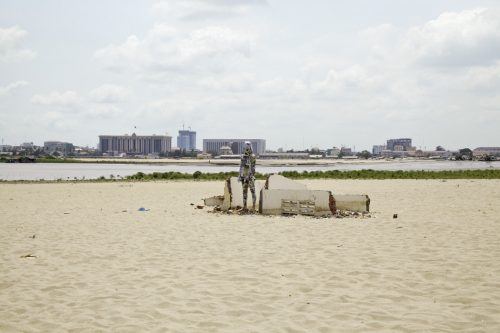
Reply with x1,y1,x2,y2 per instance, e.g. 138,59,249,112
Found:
1,179,499,332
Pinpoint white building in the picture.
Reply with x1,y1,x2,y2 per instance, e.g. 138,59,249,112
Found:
44,141,74,156
473,147,500,157
203,139,266,156
372,145,386,156
99,133,172,156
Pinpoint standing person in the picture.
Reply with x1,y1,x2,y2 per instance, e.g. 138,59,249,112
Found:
239,141,257,211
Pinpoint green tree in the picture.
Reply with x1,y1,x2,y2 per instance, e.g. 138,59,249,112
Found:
357,150,372,159
457,148,473,160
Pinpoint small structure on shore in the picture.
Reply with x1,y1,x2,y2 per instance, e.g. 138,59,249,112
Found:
6,156,36,163
204,175,370,217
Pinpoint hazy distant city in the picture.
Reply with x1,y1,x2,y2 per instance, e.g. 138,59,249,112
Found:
1,128,499,162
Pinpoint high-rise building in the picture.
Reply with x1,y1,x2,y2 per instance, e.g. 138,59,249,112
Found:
328,147,341,157
340,147,353,156
177,130,196,150
386,138,412,151
372,145,386,156
98,133,172,155
44,141,74,156
203,139,266,156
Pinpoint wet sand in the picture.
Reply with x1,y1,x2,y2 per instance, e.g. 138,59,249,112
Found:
1,180,499,332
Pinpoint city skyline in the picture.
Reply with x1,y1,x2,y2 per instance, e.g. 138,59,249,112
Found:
1,1,500,151
0,130,495,153
1,133,491,154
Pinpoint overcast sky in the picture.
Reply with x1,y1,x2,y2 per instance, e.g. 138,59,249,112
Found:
1,0,500,151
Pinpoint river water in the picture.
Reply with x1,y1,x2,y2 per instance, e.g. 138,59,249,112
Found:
0,160,499,181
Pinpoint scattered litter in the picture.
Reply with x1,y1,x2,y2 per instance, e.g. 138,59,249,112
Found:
138,207,150,212
335,210,372,219
20,254,36,258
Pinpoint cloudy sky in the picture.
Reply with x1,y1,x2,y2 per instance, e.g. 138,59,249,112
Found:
1,0,500,151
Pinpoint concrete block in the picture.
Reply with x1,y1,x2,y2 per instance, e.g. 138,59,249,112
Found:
265,174,308,190
204,195,224,207
333,194,370,212
259,189,335,217
221,177,261,211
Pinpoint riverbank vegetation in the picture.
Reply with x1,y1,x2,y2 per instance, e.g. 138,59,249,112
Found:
125,169,500,181
2,169,500,183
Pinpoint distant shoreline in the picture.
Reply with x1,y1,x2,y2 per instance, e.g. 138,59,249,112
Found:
2,168,500,184
3,156,498,167
62,157,438,166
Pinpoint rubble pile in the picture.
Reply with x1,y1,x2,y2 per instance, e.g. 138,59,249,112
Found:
203,175,371,218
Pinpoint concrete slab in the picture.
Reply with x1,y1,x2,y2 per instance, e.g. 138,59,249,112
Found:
265,174,308,190
221,177,261,211
204,195,224,207
217,175,369,216
333,194,370,212
259,189,335,217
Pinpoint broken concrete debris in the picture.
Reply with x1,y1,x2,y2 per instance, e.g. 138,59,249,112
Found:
260,188,335,217
333,194,370,212
204,174,371,217
203,195,224,207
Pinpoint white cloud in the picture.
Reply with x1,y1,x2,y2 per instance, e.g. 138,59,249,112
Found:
89,84,129,103
85,105,123,118
314,65,385,97
403,8,500,67
358,24,399,59
152,0,266,20
0,81,27,97
94,35,147,73
0,26,36,62
180,26,253,59
196,72,256,91
40,111,80,132
31,91,80,108
465,61,500,91
95,25,255,77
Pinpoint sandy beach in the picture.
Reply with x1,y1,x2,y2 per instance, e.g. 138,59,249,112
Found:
1,179,499,332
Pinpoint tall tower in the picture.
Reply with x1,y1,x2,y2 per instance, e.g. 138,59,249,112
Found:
177,129,196,150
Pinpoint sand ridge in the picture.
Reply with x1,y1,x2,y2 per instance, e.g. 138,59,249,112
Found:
1,180,499,332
